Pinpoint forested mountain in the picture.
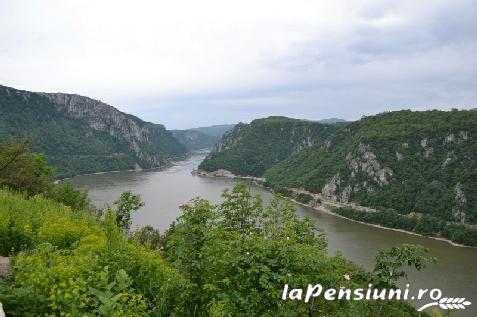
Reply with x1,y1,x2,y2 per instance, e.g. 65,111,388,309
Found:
171,124,234,151
199,116,341,176
265,110,477,225
0,85,187,178
198,110,477,245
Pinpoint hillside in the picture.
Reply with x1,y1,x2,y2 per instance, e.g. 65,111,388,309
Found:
171,124,234,151
189,124,235,138
0,85,187,178
265,110,477,226
199,116,341,176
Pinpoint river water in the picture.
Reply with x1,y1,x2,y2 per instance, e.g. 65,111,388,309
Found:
71,152,476,316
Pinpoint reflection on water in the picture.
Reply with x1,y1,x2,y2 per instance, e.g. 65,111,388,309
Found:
72,152,476,316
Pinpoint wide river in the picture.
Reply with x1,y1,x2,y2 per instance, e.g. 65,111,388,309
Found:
72,152,476,316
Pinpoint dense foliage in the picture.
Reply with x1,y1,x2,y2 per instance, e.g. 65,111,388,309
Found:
265,110,477,229
199,117,341,176
333,207,477,247
0,191,189,316
0,184,434,316
0,85,186,178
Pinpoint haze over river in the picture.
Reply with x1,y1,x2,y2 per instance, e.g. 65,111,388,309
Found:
72,152,476,316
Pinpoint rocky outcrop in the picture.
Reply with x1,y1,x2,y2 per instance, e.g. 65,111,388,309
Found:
0,256,10,280
346,143,393,186
453,183,467,224
40,93,187,168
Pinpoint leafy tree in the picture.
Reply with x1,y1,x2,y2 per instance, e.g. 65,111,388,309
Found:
49,181,90,212
113,191,144,232
372,244,436,288
133,225,163,250
0,139,54,195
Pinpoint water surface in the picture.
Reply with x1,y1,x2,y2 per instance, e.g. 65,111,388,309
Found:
72,152,476,316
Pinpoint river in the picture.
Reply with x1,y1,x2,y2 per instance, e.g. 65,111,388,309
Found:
71,152,476,316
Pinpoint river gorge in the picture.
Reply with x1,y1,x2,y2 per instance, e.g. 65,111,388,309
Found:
71,152,477,316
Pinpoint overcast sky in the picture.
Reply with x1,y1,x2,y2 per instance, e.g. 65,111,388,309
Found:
1,0,476,129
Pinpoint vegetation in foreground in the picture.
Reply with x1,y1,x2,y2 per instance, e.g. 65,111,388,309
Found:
0,140,437,316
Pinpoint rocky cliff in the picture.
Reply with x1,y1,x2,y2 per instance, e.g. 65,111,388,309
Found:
41,92,186,167
0,85,187,177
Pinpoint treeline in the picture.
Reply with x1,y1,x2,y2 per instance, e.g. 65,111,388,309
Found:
0,140,435,316
333,207,477,247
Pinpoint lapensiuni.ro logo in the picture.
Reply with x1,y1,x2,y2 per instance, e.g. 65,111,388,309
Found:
282,283,472,312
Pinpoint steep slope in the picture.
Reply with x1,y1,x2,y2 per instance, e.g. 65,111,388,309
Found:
0,85,187,177
199,116,341,176
171,124,234,151
265,110,477,225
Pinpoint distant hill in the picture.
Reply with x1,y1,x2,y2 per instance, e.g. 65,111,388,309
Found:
0,85,187,178
318,118,348,124
199,116,340,176
171,124,235,151
189,124,235,138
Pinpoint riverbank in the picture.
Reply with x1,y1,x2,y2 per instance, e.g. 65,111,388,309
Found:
193,169,477,249
57,151,207,182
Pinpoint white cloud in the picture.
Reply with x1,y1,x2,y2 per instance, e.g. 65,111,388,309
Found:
0,0,476,128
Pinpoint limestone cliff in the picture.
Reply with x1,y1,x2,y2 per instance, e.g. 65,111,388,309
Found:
0,85,187,177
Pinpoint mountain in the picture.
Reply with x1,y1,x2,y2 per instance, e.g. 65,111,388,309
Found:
0,85,187,178
189,124,235,138
318,118,348,124
199,110,477,246
171,124,235,151
265,110,477,225
199,116,341,176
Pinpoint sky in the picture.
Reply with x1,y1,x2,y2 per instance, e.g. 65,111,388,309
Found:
1,0,476,129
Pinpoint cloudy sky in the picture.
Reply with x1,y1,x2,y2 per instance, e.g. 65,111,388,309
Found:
1,0,476,129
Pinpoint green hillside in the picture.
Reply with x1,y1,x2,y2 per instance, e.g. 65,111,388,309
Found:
199,116,341,176
0,85,187,178
265,110,477,226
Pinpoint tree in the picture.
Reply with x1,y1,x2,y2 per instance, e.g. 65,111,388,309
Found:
372,244,436,288
113,191,144,232
0,139,54,195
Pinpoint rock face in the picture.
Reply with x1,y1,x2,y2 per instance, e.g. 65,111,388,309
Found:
0,85,187,177
41,93,186,168
322,143,393,203
0,256,10,280
453,183,467,224
346,144,393,186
